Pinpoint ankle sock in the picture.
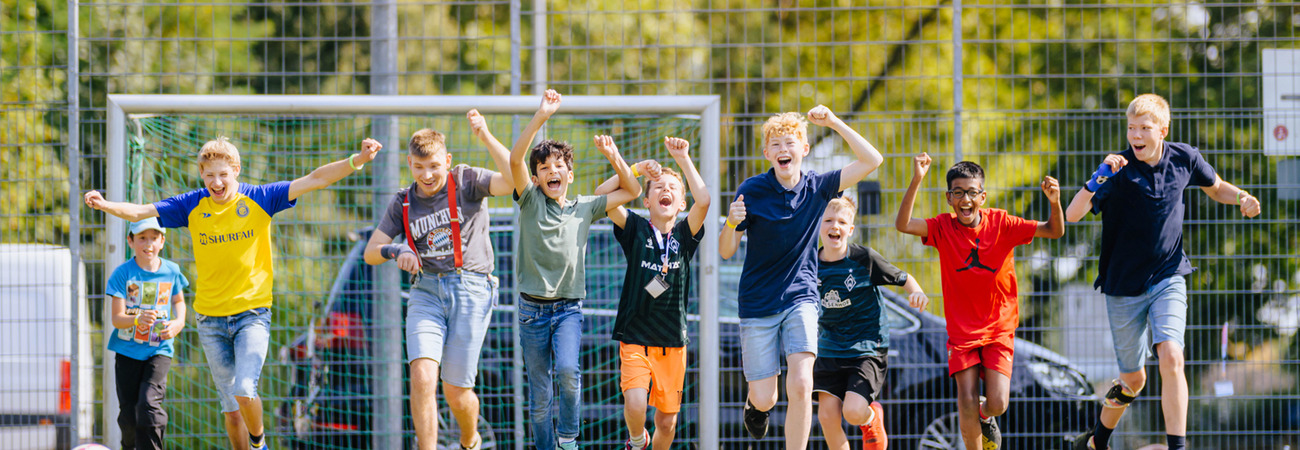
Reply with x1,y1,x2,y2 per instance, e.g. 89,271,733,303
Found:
628,431,647,447
1167,434,1186,450
250,433,265,448
1093,424,1114,449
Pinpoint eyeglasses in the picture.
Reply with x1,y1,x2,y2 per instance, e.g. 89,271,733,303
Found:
947,188,985,199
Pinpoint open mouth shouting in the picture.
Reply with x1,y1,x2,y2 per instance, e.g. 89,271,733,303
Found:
825,227,845,245
545,175,563,192
776,155,793,171
958,203,977,221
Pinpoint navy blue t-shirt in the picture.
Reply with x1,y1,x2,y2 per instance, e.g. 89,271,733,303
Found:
734,168,842,318
1090,141,1217,296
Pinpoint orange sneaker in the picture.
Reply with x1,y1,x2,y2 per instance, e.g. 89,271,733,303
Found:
861,401,888,449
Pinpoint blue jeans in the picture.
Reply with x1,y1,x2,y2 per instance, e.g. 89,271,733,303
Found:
406,271,498,388
196,307,272,413
1106,275,1188,373
518,297,583,449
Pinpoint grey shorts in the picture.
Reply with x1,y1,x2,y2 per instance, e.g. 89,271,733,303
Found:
406,271,497,388
1105,275,1188,374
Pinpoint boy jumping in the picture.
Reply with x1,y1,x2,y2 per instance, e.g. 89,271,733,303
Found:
1067,94,1261,450
719,106,884,449
507,90,643,450
894,153,1064,450
85,136,381,449
815,196,929,450
594,137,710,450
361,109,514,450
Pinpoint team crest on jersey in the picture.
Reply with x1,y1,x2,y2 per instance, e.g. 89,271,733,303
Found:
845,273,858,291
821,289,850,308
236,199,249,217
667,237,680,254
426,228,453,255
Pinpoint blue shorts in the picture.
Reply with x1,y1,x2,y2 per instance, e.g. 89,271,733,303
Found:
739,302,819,381
1106,275,1188,374
406,271,497,388
196,307,272,413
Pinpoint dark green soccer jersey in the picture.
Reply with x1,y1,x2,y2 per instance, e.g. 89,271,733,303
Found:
817,244,909,358
611,213,704,347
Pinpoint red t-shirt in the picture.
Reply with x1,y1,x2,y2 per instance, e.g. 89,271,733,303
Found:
923,208,1038,343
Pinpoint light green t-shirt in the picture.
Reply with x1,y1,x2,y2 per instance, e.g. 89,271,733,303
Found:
513,181,608,299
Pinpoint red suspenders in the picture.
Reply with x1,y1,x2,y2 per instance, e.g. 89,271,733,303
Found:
401,171,463,269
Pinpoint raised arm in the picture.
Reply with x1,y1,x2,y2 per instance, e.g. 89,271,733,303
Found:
1200,176,1261,218
84,190,159,222
593,135,642,211
1066,154,1127,222
806,105,885,191
719,195,745,260
288,138,382,200
595,159,660,228
510,89,562,196
666,137,711,234
468,109,516,197
894,153,930,237
1035,176,1065,239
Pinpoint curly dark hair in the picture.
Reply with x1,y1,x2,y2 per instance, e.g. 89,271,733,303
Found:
528,139,575,176
946,161,985,189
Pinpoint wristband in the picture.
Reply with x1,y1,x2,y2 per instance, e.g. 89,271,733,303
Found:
1237,190,1249,205
1085,162,1117,192
348,153,365,171
380,244,413,260
133,315,139,328
630,164,641,178
725,218,738,229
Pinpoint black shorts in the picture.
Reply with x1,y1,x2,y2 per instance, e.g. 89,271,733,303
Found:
812,353,888,402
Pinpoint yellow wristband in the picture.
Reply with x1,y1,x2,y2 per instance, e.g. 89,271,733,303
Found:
133,315,139,328
348,153,365,170
630,164,641,178
725,218,738,229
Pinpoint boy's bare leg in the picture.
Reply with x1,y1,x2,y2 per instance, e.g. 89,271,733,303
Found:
785,351,816,450
816,393,850,450
1156,341,1188,435
623,387,650,443
444,382,481,447
747,376,780,412
981,367,1011,418
1100,369,1147,429
841,391,873,426
651,411,678,450
223,411,249,450
411,358,441,450
234,396,265,437
953,367,983,450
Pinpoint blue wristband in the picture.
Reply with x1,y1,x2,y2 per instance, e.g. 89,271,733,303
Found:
1086,162,1117,192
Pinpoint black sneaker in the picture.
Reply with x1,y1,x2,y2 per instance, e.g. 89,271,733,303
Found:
743,401,769,440
1072,431,1106,450
979,415,1001,450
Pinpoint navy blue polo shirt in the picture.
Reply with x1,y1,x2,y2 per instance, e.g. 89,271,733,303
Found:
734,168,841,318
1090,141,1217,296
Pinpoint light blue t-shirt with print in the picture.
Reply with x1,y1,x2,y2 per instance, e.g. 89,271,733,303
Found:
105,258,189,360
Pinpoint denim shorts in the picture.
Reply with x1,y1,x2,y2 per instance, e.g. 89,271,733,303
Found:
739,302,819,381
406,271,497,388
1106,275,1188,374
196,307,272,413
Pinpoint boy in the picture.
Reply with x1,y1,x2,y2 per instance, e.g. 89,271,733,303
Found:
361,110,514,450
85,136,381,449
719,105,884,449
593,137,710,450
507,90,643,450
814,197,928,450
894,152,1064,450
1066,94,1261,450
106,218,189,450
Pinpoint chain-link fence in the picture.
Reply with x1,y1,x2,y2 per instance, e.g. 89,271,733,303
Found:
5,1,1298,449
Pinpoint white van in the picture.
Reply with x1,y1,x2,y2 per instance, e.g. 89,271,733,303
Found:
0,244,92,449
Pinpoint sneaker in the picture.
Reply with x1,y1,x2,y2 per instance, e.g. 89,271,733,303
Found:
979,415,1001,450
557,440,579,450
1072,432,1107,450
743,400,770,440
624,430,650,450
461,432,482,450
860,401,888,450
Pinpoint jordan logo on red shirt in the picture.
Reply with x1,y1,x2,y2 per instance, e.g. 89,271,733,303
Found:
956,238,995,272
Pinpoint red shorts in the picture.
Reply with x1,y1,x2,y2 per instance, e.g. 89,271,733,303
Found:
947,334,1015,377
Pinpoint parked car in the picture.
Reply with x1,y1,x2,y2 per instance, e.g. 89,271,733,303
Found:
278,217,1099,449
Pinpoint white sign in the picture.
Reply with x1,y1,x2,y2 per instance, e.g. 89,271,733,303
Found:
1262,49,1300,155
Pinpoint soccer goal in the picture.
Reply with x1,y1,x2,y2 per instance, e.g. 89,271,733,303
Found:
103,94,723,449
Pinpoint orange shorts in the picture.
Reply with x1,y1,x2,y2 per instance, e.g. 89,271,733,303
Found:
947,333,1015,378
619,343,687,414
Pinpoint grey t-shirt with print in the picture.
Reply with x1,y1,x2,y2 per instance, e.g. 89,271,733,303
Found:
377,164,496,274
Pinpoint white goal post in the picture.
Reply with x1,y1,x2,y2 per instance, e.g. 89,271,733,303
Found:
104,94,724,449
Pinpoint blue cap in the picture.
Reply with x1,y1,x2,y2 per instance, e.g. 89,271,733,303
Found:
129,217,166,236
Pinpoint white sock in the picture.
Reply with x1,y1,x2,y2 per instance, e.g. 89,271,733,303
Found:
559,437,576,444
629,431,647,448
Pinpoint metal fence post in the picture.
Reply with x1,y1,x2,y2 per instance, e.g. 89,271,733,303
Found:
952,0,963,162
370,0,403,448
67,0,89,445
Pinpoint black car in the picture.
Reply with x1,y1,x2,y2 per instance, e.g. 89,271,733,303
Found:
278,217,1099,449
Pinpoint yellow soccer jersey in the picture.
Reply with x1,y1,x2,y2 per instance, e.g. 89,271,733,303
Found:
153,181,296,316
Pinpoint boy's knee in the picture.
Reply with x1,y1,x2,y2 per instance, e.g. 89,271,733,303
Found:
982,395,1008,417
842,404,872,426
817,404,840,424
556,365,581,390
1157,343,1185,373
1119,371,1147,394
956,392,981,415
750,393,778,412
654,412,678,430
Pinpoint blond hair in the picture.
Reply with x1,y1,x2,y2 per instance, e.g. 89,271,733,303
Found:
1126,93,1171,129
646,167,685,197
408,128,447,158
761,112,808,147
198,136,241,171
826,196,857,219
